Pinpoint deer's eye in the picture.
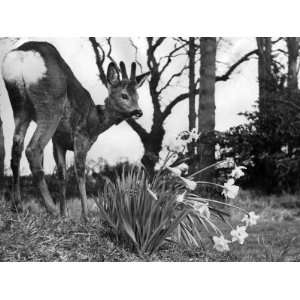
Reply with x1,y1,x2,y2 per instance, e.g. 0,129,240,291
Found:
121,93,129,100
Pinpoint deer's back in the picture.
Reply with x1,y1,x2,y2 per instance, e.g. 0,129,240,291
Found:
2,41,95,149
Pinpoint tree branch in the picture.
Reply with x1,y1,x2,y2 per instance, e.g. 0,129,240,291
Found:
157,64,188,95
161,50,258,120
146,38,162,116
126,119,149,142
152,37,166,52
158,43,187,76
272,37,284,44
106,37,118,66
88,37,107,87
216,49,258,81
129,38,143,72
161,90,198,120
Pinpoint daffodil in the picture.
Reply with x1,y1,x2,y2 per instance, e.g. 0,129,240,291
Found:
217,157,235,169
222,178,239,199
242,211,259,226
180,177,197,191
230,225,248,244
176,191,186,203
166,166,182,177
213,236,230,252
167,138,187,153
176,163,189,174
231,166,247,179
186,128,199,143
194,203,210,219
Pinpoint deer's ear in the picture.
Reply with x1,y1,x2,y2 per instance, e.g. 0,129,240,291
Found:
107,63,120,86
136,72,150,88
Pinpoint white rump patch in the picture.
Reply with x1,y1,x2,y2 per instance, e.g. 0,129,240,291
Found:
2,50,47,85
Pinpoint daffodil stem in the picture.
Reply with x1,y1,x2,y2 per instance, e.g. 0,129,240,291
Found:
152,151,176,186
189,160,227,179
195,181,225,189
188,194,249,214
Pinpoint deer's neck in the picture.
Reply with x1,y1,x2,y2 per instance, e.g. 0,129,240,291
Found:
86,99,124,139
97,104,123,131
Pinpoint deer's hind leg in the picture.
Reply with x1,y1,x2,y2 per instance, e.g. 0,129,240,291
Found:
5,82,31,211
11,115,30,211
25,93,66,216
26,120,61,215
53,140,67,217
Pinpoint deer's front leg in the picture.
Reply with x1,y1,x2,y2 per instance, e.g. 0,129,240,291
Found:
74,133,90,221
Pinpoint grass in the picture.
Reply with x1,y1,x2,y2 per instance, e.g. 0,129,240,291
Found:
0,189,299,261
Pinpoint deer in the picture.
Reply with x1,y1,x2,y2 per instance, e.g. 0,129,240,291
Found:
1,41,150,220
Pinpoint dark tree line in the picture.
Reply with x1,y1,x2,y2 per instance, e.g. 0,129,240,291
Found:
218,37,300,193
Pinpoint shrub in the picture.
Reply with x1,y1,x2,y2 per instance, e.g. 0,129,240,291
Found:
217,90,300,194
95,165,190,255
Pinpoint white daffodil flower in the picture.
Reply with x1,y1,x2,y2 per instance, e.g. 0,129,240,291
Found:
222,178,239,199
186,128,199,143
147,187,158,201
168,138,187,153
218,157,235,169
231,166,247,179
194,203,210,219
230,225,248,244
176,191,186,203
166,166,182,177
213,236,230,252
176,163,189,174
281,145,288,154
180,177,197,191
242,211,259,226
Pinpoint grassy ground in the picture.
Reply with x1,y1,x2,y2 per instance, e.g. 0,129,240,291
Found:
0,190,299,262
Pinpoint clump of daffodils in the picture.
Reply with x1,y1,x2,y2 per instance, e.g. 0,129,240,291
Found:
151,129,259,253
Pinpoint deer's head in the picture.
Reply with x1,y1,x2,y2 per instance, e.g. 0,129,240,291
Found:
105,61,150,119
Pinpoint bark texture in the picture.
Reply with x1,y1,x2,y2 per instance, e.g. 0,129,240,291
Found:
188,37,197,157
286,37,299,91
197,37,217,180
256,37,273,110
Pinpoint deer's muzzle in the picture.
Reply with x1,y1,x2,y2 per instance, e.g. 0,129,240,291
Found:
130,109,143,119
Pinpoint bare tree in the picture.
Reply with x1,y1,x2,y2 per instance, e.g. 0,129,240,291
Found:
90,37,189,173
89,37,259,174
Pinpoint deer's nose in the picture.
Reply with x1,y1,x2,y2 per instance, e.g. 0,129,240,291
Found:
131,109,143,118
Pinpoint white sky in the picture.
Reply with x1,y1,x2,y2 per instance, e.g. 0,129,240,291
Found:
0,37,258,174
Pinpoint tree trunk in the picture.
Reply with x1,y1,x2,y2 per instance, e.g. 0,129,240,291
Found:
140,126,165,176
256,37,273,111
197,37,217,181
0,117,5,197
286,37,299,91
188,37,197,157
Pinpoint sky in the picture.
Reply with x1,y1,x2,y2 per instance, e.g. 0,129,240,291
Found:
0,37,258,174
